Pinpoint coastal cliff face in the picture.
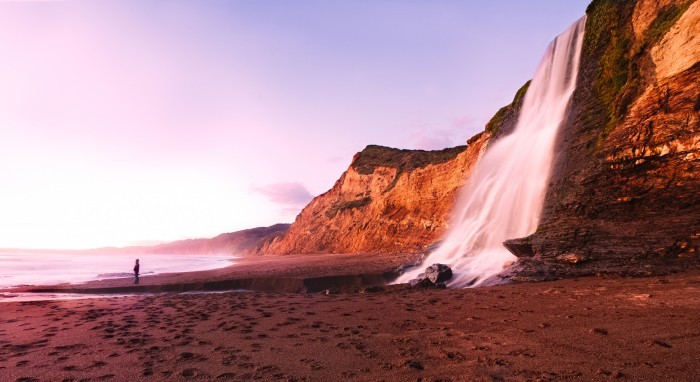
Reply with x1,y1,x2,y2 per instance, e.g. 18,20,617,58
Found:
259,0,698,280
260,137,490,254
257,76,530,256
100,224,290,256
520,0,700,277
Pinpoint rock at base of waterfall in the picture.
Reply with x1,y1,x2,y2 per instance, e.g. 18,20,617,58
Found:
409,263,453,288
503,236,534,257
556,253,588,264
409,277,436,288
425,263,453,283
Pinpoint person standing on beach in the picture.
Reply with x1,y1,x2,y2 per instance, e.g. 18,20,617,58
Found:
134,259,140,284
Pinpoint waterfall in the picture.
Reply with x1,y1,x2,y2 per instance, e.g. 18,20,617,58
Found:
398,16,586,287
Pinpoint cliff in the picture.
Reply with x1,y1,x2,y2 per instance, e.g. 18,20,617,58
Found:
92,224,290,256
258,79,533,256
516,0,700,278
260,140,488,254
260,0,698,281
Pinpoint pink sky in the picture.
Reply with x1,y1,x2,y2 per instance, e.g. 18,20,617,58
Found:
0,0,589,249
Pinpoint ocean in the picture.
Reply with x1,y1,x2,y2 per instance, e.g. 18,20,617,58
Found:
0,251,235,289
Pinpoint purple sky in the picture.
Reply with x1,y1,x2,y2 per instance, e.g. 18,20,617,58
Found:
0,0,590,249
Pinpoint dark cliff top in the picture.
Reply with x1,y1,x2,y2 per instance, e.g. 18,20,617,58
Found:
351,144,467,175
485,79,531,137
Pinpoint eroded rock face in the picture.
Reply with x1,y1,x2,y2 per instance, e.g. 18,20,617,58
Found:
257,76,530,256
257,0,698,282
631,0,685,39
651,1,700,79
525,0,700,278
259,137,491,255
503,236,534,258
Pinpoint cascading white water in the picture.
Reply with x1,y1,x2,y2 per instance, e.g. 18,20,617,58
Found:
398,17,586,287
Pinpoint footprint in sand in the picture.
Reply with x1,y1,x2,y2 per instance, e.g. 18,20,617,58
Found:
180,367,201,378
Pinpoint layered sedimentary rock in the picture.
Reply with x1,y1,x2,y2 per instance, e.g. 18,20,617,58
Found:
520,0,700,277
260,138,489,254
258,77,530,256
260,0,698,282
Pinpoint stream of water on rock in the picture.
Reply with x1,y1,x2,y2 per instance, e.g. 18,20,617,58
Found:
398,16,587,287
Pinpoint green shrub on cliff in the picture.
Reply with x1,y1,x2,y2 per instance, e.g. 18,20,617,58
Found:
512,80,532,108
485,106,509,135
326,197,372,218
584,0,636,141
485,80,531,135
585,0,692,145
351,145,465,175
644,2,692,46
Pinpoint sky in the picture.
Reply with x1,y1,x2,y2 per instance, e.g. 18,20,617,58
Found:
0,0,590,250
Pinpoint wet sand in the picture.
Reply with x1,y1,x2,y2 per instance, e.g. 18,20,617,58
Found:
4,253,423,295
1,254,699,381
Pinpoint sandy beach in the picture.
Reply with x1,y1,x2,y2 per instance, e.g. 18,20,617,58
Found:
2,253,423,295
2,0,699,380
1,254,699,381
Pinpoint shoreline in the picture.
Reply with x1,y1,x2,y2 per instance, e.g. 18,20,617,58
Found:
1,252,424,297
1,266,698,381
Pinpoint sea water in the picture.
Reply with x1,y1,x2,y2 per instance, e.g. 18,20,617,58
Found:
0,251,235,289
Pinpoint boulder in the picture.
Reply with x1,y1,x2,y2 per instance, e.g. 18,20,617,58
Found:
408,263,453,288
424,263,453,284
409,277,435,288
503,236,534,257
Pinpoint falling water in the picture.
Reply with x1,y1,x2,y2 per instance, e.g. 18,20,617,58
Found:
398,17,586,287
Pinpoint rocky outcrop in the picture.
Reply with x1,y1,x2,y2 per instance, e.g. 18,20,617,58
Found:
256,0,698,282
485,80,531,141
503,236,535,258
260,140,490,254
408,263,453,288
423,263,453,284
519,0,700,278
258,77,530,256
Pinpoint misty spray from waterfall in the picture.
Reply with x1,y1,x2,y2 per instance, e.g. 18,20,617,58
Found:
398,17,586,287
